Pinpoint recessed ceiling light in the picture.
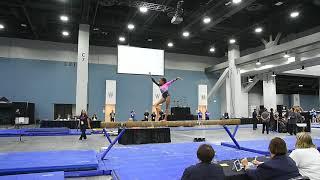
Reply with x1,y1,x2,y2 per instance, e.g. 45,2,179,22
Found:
232,0,242,4
93,27,99,31
299,84,303,87
229,38,236,44
275,1,283,6
147,38,152,42
127,23,135,30
139,6,148,13
254,27,263,33
248,78,253,82
119,36,126,42
20,23,27,27
271,72,276,77
182,31,190,37
209,47,215,52
167,42,174,47
0,24,4,29
203,17,211,24
60,15,69,22
256,60,261,65
62,31,70,36
290,11,299,18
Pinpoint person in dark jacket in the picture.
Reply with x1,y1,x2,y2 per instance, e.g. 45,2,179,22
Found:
241,137,300,180
252,109,258,130
79,110,91,140
288,108,298,135
261,108,270,134
181,144,225,180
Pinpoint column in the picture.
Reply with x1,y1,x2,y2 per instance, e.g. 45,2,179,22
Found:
263,76,277,110
291,94,300,107
227,44,248,118
76,24,90,115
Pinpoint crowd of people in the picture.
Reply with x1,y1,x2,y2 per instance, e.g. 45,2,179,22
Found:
182,133,320,180
252,107,306,135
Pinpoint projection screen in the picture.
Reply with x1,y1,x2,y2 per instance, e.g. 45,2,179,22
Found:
117,45,164,75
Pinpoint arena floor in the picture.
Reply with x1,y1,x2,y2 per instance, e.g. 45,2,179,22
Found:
0,125,319,180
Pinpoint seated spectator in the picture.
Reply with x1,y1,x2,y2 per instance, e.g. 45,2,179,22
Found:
181,144,225,180
290,132,320,180
241,137,300,180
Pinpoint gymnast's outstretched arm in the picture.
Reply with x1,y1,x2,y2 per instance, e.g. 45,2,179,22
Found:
164,77,182,87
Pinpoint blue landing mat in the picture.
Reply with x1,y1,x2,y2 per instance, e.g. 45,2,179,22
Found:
0,150,98,176
0,128,91,137
221,137,320,155
104,142,261,180
0,171,64,180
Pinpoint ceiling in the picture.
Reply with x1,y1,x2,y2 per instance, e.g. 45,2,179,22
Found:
0,0,320,57
275,75,319,95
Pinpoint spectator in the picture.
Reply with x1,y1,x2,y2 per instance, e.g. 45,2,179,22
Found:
288,108,298,135
261,108,270,134
110,110,116,122
181,144,225,180
205,110,210,120
143,110,149,121
290,132,320,180
151,112,156,121
252,109,258,130
241,137,300,180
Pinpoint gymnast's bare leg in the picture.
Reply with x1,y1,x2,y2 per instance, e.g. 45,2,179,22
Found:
154,98,165,121
164,96,171,121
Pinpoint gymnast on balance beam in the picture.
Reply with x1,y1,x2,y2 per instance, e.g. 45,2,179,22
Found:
150,72,182,121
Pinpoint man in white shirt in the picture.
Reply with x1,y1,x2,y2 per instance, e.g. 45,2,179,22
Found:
289,132,320,180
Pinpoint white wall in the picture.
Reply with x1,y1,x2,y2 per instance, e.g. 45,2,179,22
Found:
0,37,220,71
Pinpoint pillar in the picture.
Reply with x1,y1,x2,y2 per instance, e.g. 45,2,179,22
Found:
263,76,277,110
76,24,90,115
227,44,248,118
291,94,300,107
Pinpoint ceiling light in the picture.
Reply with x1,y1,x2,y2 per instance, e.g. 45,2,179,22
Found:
203,17,211,24
119,36,126,42
283,52,290,58
248,77,253,82
290,11,299,18
147,38,152,42
232,0,242,4
139,6,148,13
0,24,4,29
299,84,303,87
287,56,296,63
256,60,261,66
275,2,283,6
182,31,190,37
127,23,135,30
93,27,99,31
229,38,236,44
254,27,263,33
167,42,174,47
20,23,27,27
60,15,69,22
62,31,69,36
209,47,215,53
271,72,276,77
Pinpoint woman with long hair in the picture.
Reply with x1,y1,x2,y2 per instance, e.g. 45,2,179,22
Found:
79,110,91,140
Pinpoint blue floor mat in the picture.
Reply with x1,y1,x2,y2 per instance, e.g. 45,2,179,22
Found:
103,142,261,180
0,150,98,175
0,171,64,180
0,128,91,137
221,137,320,155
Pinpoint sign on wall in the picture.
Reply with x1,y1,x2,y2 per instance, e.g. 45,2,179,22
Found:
153,83,162,104
198,84,208,106
105,80,116,105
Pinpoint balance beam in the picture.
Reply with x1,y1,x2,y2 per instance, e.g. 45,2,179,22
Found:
101,119,240,128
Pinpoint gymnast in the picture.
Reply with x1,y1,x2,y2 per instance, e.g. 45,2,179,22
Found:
150,73,182,121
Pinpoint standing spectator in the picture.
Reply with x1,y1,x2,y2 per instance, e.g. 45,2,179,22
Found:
252,109,258,130
92,114,98,121
79,110,91,140
110,110,115,122
270,108,275,131
151,112,156,121
261,108,270,134
288,108,297,135
130,109,136,121
273,110,279,132
181,144,225,180
241,137,300,180
197,110,203,120
159,110,164,121
205,110,210,120
290,132,320,180
223,112,229,119
143,110,149,121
